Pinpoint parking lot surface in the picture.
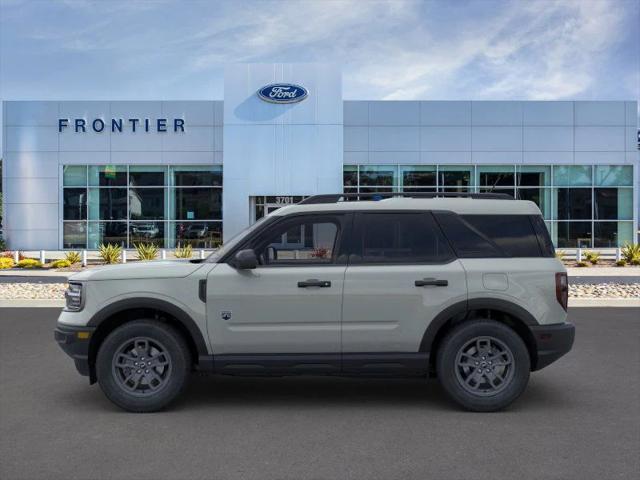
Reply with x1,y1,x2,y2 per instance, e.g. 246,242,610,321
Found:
1,307,638,480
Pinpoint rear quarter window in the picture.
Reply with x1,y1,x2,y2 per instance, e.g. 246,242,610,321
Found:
461,215,543,257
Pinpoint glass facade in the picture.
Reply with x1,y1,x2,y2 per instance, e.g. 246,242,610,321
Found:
343,164,634,248
62,165,222,249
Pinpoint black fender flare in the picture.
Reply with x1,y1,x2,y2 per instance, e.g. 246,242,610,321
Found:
420,298,538,353
87,297,208,357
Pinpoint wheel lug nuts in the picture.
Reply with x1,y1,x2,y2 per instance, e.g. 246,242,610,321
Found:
134,362,138,366
147,362,151,366
475,362,479,365
485,369,490,373
477,369,482,373
137,370,141,374
145,370,149,374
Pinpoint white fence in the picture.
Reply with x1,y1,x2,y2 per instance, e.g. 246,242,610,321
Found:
11,249,216,266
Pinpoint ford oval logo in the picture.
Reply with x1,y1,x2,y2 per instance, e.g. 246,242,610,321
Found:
257,83,308,104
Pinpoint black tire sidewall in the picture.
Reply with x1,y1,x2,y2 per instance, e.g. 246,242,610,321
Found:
96,320,190,412
436,320,530,412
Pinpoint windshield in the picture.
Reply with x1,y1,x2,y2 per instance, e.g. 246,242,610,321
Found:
206,216,270,263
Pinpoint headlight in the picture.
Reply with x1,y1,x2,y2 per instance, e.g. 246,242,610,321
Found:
65,282,84,311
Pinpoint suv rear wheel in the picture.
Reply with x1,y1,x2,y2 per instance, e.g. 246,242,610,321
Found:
96,320,191,412
436,319,530,412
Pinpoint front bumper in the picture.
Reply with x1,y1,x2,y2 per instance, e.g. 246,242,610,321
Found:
530,322,575,371
54,324,96,377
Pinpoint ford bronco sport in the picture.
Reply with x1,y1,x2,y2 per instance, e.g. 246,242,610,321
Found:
55,193,574,412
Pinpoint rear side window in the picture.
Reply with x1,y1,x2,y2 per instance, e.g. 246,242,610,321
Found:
530,215,555,257
461,215,542,257
434,212,503,258
351,213,454,264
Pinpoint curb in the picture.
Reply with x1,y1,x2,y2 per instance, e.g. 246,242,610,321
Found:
0,299,66,308
568,298,640,308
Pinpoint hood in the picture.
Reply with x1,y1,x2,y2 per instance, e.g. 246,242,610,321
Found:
69,260,204,282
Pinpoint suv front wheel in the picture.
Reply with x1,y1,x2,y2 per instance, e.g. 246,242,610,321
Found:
96,320,191,412
436,319,530,412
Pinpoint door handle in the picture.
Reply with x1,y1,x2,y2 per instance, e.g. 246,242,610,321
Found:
415,278,448,287
298,279,331,288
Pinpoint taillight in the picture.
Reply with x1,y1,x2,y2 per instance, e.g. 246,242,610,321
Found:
555,272,568,311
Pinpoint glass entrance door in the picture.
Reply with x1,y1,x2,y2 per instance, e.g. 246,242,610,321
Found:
251,196,307,223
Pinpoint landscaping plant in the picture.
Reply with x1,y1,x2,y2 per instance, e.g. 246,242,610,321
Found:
65,251,82,264
17,258,43,268
174,244,193,259
621,243,640,266
51,259,72,269
583,251,600,265
135,243,159,261
576,260,589,268
554,250,565,261
99,243,122,264
0,257,15,269
615,259,627,267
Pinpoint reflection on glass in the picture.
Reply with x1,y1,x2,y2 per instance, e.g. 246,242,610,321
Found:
517,165,550,186
129,188,165,220
63,188,87,220
88,188,128,220
400,166,436,190
343,165,358,187
63,222,86,248
478,166,515,187
89,165,127,186
553,165,591,186
555,188,591,220
171,222,222,248
170,166,222,186
595,188,633,221
594,165,633,186
172,188,222,220
88,222,128,249
438,165,472,188
63,166,87,187
129,166,165,186
359,165,396,186
556,222,592,248
130,222,165,247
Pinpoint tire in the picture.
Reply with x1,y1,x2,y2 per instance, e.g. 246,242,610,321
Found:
96,320,191,413
436,319,530,412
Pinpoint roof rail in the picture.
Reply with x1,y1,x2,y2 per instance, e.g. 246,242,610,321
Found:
298,192,513,205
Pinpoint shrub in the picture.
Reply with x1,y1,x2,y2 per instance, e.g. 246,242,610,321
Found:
0,257,15,269
65,251,82,265
51,259,71,269
555,250,565,260
615,259,627,267
583,251,600,265
576,261,589,268
17,258,43,268
99,243,122,264
135,243,158,261
621,243,640,266
2,251,25,260
174,244,193,259
0,238,5,250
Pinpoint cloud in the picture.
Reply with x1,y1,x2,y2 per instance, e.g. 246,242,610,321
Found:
0,0,637,101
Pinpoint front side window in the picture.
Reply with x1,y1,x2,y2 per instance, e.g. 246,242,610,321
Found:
351,213,453,264
251,216,341,266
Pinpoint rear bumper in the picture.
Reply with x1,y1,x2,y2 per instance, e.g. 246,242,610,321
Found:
530,322,575,371
54,324,95,377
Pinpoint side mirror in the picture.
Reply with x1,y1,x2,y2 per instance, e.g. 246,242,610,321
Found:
233,249,258,270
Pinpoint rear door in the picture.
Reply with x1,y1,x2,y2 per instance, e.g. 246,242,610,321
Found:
341,212,467,358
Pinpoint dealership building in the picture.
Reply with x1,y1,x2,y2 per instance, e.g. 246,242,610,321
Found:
1,63,638,250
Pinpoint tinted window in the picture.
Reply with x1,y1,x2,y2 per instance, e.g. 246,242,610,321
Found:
434,212,502,258
252,216,341,265
530,215,555,257
351,213,453,264
462,215,542,257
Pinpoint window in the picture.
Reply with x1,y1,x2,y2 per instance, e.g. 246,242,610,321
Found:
434,212,502,258
252,216,341,265
556,222,592,248
352,213,453,264
62,165,223,248
400,166,436,192
555,188,592,220
461,215,543,257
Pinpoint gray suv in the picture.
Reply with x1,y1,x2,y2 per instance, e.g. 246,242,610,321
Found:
55,193,574,412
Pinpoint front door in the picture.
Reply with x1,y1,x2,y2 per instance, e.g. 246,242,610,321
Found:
341,212,467,357
207,213,349,356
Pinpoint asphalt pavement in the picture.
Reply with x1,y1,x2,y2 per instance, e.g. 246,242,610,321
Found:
0,307,638,480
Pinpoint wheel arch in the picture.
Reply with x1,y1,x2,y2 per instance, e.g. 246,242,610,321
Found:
421,298,539,371
86,298,208,383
